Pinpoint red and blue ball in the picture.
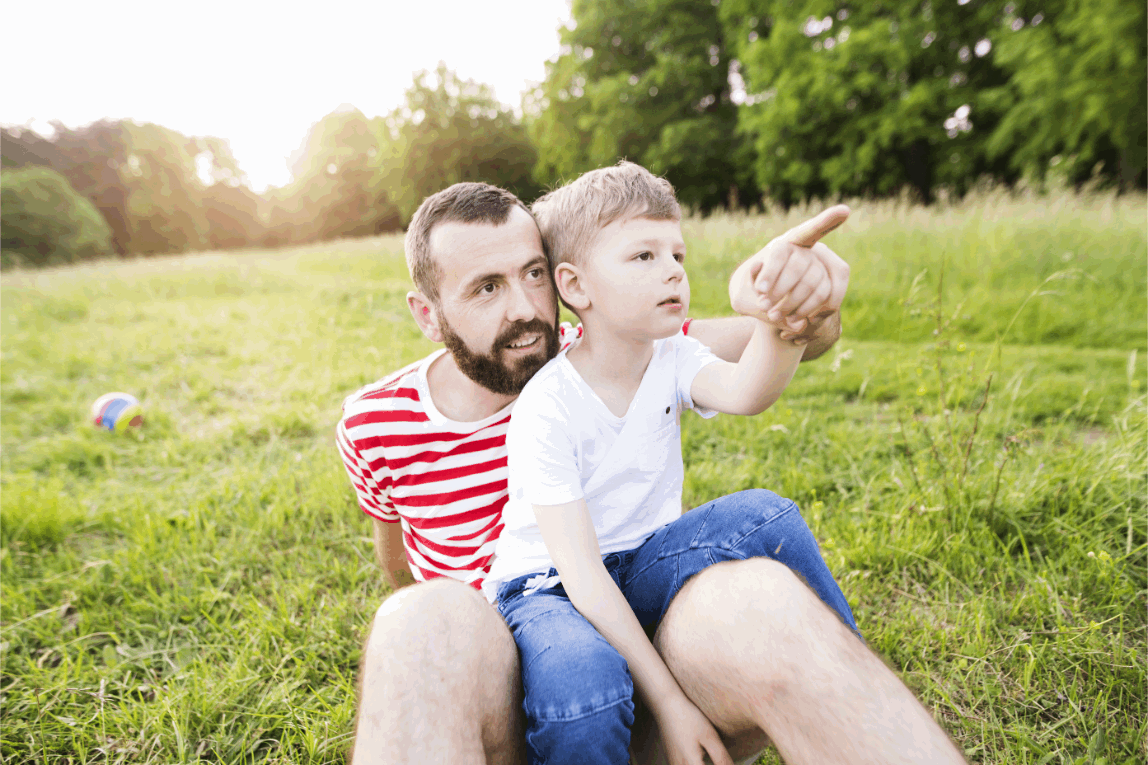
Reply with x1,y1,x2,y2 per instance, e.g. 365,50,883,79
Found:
90,392,142,432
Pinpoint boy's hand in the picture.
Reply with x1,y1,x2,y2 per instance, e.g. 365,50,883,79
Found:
729,205,850,342
655,694,735,765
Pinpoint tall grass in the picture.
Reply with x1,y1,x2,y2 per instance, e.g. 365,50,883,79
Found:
2,189,1145,763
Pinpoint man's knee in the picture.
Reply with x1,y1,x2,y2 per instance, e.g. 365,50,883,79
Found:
357,580,524,763
362,579,520,711
657,557,831,646
369,580,515,660
654,558,855,726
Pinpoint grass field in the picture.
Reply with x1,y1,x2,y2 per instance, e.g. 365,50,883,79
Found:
2,190,1145,764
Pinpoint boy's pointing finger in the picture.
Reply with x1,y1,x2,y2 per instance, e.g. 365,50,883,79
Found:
783,204,851,248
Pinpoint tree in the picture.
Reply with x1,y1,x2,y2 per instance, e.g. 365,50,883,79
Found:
4,120,266,255
192,136,266,250
201,183,264,250
384,64,539,221
32,120,214,255
722,0,1015,204
1,166,114,268
264,106,401,245
984,0,1146,189
1,126,64,170
113,121,213,254
528,0,756,212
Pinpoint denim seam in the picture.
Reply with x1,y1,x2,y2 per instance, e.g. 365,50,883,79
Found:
526,693,635,723
630,502,796,582
686,502,713,547
511,604,579,639
724,501,798,552
520,644,551,677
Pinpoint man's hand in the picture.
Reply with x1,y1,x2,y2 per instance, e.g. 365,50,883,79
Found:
729,205,851,346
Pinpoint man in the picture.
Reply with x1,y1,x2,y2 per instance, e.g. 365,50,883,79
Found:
339,183,966,764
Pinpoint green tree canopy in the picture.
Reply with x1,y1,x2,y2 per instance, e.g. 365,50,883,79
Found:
1,166,114,268
4,121,265,257
384,64,539,221
264,106,400,244
984,0,1146,189
722,0,1017,204
528,0,755,212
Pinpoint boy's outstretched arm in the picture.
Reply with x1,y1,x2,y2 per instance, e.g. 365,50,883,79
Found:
691,319,805,416
686,311,840,363
691,208,849,415
535,499,735,765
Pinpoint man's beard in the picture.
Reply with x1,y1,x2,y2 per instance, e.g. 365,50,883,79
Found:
440,312,561,396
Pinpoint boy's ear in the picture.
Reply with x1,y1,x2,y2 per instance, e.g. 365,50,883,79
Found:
407,291,444,343
554,263,591,311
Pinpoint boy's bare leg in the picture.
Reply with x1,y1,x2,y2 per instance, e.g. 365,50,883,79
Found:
352,579,525,765
641,558,967,765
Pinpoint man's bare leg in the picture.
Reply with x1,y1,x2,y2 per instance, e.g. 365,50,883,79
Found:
351,579,525,765
637,558,967,765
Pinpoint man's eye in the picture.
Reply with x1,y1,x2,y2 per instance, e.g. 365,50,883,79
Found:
527,267,545,279
480,283,497,294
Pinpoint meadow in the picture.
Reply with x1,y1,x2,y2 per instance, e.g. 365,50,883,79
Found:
1,189,1145,764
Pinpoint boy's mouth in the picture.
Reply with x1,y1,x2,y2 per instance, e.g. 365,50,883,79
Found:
658,296,682,306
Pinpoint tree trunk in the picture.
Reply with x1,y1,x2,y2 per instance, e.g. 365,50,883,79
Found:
900,139,934,204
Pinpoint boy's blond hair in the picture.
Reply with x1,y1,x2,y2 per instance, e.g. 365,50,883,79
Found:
531,161,681,272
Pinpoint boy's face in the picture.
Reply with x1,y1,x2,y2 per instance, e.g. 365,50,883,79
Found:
581,215,689,340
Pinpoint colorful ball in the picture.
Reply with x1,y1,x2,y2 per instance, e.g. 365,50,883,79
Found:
90,392,143,432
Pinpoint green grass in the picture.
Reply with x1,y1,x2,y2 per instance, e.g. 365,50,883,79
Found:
2,190,1145,764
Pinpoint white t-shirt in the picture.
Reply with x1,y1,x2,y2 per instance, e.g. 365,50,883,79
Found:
482,332,720,602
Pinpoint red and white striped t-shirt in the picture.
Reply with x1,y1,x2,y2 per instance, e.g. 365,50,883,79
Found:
336,324,584,589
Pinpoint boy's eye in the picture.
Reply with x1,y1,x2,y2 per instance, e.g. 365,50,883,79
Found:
636,251,653,262
674,252,685,263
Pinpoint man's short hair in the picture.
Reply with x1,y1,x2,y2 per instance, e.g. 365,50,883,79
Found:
531,161,681,272
404,183,531,303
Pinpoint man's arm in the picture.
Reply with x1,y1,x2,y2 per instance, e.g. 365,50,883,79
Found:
794,309,841,361
337,419,414,590
687,313,841,364
372,518,417,591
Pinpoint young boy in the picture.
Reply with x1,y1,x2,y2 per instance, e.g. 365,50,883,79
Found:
481,163,858,765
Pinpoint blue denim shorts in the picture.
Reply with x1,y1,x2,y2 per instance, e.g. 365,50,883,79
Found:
493,489,859,765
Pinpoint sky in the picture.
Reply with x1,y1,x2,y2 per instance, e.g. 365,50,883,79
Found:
4,0,571,192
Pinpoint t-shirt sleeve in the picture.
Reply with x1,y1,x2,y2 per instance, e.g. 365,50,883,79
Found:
559,321,584,350
336,418,400,523
506,380,583,507
674,333,721,419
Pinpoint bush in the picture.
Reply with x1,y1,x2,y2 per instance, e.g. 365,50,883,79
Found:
1,166,114,269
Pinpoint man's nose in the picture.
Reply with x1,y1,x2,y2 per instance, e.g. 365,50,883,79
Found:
505,283,536,323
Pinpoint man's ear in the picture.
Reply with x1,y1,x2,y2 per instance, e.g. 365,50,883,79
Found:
554,263,591,311
407,291,444,343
